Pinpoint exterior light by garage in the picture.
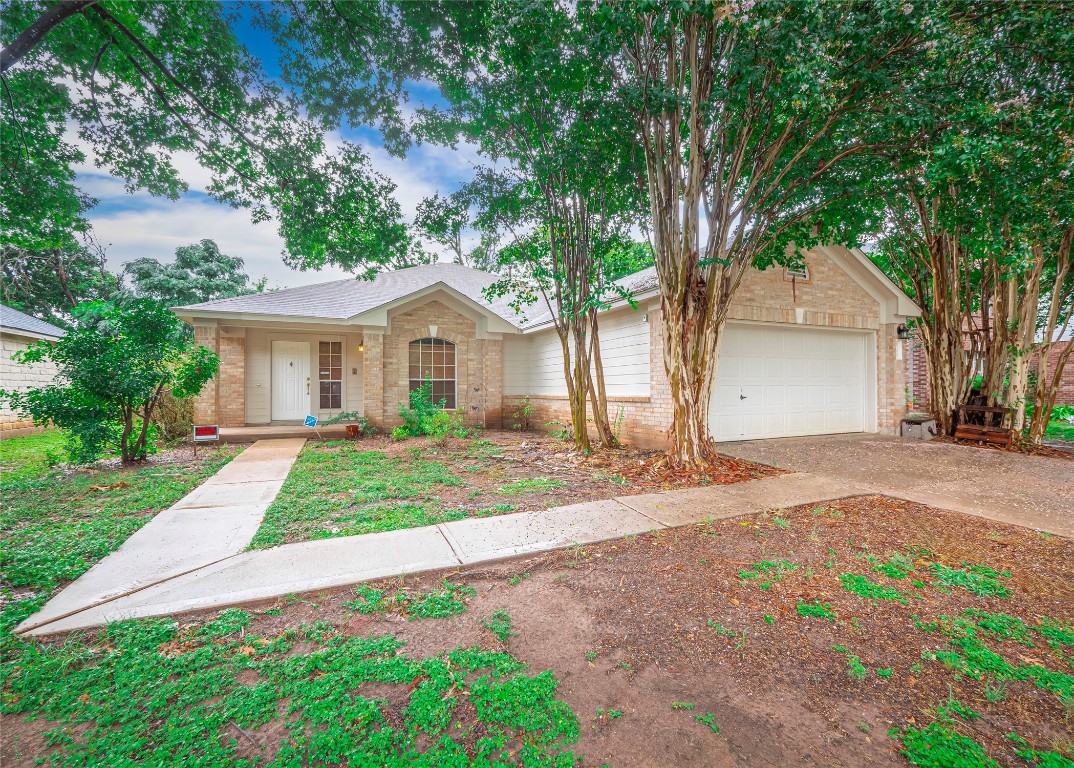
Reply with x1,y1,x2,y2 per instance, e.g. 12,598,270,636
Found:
896,324,911,340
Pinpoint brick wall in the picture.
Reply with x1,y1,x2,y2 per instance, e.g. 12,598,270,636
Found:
372,300,505,429
1,332,60,431
1033,341,1074,407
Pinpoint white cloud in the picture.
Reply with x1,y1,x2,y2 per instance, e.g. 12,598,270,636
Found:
74,128,487,285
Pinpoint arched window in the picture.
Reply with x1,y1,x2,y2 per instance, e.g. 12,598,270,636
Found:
409,338,456,409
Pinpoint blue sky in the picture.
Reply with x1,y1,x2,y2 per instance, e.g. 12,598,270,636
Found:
76,4,476,288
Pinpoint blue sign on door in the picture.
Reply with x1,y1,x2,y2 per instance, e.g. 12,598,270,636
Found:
304,415,318,428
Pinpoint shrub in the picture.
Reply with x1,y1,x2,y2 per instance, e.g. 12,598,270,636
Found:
511,397,533,431
398,379,471,438
391,426,409,441
152,389,194,441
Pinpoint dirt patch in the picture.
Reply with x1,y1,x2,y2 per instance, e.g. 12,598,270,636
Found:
54,442,246,478
12,495,1069,767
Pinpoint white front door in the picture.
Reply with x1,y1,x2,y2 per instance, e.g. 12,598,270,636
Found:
709,324,870,441
271,341,310,421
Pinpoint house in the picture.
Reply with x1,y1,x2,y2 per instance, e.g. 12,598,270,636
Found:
1,304,66,433
173,245,920,447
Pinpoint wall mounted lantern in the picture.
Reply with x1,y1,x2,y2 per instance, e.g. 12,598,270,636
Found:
897,324,911,340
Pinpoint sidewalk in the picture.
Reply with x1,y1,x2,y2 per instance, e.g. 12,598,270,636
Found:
15,438,307,635
17,471,869,637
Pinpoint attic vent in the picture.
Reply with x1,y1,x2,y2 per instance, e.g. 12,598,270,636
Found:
786,264,810,281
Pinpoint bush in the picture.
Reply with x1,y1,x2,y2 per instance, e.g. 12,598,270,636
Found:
152,390,193,441
398,379,471,439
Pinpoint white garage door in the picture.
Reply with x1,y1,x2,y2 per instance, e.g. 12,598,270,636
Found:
709,324,871,441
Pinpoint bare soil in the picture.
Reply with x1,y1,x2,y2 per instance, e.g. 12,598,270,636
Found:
10,494,1070,767
355,429,783,515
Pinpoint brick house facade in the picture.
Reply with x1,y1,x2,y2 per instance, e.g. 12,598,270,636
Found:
176,247,919,446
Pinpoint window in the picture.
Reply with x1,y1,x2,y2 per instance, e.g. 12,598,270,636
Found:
319,340,342,409
408,338,456,409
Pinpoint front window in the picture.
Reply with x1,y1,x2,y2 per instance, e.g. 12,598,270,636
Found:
408,338,456,409
319,340,342,409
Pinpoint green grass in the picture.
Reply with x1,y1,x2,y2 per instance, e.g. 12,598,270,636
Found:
0,446,238,635
797,599,837,621
1045,418,1074,442
251,442,566,547
931,563,1012,598
343,580,476,620
0,611,581,767
0,429,66,481
495,477,563,496
839,573,908,604
250,443,469,547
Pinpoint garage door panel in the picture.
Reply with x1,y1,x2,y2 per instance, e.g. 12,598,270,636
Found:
710,324,870,441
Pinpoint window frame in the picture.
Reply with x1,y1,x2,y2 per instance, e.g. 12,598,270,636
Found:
318,340,343,410
408,337,457,410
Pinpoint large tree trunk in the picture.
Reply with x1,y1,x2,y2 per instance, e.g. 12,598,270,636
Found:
660,276,722,466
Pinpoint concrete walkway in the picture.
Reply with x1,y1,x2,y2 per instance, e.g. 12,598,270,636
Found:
16,438,307,635
17,471,869,636
723,433,1074,538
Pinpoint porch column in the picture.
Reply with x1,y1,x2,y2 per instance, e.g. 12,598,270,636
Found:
217,327,246,427
362,331,385,426
192,323,218,425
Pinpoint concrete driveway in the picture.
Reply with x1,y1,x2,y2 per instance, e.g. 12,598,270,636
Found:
722,433,1074,538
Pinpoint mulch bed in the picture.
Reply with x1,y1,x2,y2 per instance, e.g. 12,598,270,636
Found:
936,434,1074,462
17,494,1066,767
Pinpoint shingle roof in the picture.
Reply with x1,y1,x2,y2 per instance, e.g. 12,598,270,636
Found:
0,304,65,339
173,262,661,331
174,263,521,325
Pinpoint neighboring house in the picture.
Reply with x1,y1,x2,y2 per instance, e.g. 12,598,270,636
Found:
0,304,66,433
906,333,1074,411
173,245,920,447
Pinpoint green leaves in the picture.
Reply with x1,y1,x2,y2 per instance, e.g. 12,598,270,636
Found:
0,298,218,462
2,616,582,767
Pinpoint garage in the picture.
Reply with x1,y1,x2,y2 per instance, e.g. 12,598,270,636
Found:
709,323,874,441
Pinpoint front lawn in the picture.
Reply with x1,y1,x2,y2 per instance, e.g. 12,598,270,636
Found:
1046,418,1074,443
251,431,779,548
0,439,241,635
5,495,1071,767
0,429,66,482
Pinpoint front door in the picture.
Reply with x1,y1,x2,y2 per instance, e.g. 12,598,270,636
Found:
271,341,310,421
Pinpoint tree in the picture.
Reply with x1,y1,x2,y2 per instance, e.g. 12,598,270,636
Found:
421,1,646,450
414,191,500,272
0,299,217,463
602,0,924,466
1,239,118,323
1,1,413,273
868,2,1074,439
124,239,263,307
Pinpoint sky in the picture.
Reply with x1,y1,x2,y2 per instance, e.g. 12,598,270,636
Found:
75,6,477,289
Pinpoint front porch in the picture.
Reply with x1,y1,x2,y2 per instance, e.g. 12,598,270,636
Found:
217,423,351,443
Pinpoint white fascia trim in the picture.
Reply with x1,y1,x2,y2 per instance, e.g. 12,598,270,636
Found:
0,327,63,342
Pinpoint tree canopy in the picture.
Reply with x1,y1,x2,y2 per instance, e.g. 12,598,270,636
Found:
124,239,264,308
1,0,411,272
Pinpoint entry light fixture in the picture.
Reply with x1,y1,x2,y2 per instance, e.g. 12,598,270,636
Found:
896,324,911,340
357,343,365,352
